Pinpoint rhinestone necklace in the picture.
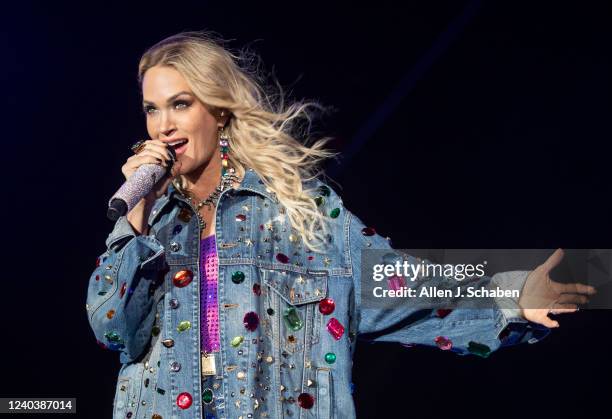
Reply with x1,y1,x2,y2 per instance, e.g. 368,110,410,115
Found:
180,171,240,230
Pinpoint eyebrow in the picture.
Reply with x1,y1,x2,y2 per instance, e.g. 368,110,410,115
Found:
142,91,193,106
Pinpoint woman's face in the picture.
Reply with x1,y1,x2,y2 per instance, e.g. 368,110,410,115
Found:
141,65,225,180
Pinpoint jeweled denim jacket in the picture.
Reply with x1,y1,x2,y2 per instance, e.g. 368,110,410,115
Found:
86,168,549,419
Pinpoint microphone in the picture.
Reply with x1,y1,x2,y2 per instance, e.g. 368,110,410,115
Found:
106,148,176,221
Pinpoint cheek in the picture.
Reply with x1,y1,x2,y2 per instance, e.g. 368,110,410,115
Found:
146,119,155,138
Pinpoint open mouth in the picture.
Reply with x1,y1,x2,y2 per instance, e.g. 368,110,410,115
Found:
168,139,188,149
168,139,188,155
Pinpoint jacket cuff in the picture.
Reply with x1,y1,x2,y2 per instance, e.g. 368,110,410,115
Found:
490,270,531,320
491,271,553,347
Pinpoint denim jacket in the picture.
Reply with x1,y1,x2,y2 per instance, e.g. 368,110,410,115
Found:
86,168,549,419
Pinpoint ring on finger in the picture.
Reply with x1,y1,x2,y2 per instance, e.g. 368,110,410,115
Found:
131,139,146,154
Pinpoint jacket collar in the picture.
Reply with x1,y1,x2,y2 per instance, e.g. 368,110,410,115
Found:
149,168,275,226
169,167,274,200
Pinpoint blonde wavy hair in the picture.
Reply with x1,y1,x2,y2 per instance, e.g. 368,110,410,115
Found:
137,30,337,252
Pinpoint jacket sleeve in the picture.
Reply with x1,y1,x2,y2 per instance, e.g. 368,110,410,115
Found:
345,210,550,357
86,215,167,363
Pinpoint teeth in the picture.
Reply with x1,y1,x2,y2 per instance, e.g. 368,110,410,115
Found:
169,139,187,146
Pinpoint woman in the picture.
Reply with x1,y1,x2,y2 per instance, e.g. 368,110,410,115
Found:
86,31,595,419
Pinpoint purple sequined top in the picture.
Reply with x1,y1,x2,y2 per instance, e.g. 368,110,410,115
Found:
200,235,220,353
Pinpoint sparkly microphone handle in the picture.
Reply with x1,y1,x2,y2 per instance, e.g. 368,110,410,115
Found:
107,148,176,221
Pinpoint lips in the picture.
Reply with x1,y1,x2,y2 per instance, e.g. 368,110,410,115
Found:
172,140,189,156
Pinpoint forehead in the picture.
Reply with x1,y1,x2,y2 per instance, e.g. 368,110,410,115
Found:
142,66,191,101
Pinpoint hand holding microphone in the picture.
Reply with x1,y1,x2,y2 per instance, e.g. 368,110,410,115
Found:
107,139,182,222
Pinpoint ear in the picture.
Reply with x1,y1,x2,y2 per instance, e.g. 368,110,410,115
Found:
217,108,231,128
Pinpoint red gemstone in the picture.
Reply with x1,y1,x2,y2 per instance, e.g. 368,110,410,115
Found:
96,257,101,267
319,298,335,315
326,318,345,340
173,270,194,288
436,309,452,318
96,339,107,350
235,214,246,222
276,253,289,264
221,153,229,160
387,275,406,291
176,392,193,409
361,227,376,236
253,283,261,296
243,311,260,331
95,275,100,281
434,336,452,350
119,283,127,298
298,392,315,409
259,224,264,230
308,256,314,261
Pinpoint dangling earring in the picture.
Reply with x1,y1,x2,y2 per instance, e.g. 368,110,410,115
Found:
218,124,233,177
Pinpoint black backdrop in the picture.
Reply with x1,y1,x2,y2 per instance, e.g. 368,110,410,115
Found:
1,1,611,418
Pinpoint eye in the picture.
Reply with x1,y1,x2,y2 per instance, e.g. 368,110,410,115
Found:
174,100,191,110
142,105,156,115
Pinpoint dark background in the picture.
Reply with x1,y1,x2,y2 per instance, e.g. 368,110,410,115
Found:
1,1,611,417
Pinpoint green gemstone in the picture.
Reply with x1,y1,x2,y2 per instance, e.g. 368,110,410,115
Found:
105,331,120,342
177,320,191,332
231,336,244,347
202,387,213,404
467,341,491,358
151,326,160,336
231,271,245,284
283,307,304,331
319,185,331,196
314,196,325,207
329,208,340,218
324,352,337,364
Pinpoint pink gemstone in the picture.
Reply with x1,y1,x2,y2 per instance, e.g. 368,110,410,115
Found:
326,318,345,340
119,283,127,298
259,224,264,230
298,392,315,409
253,283,261,296
276,253,289,264
361,227,376,236
436,309,452,318
319,298,335,315
387,275,406,291
243,311,260,331
235,214,246,222
176,392,193,409
434,336,452,350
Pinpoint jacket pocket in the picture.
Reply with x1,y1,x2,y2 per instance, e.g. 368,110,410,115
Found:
260,268,328,354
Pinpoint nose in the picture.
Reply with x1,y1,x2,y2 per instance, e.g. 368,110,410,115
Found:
158,109,177,139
